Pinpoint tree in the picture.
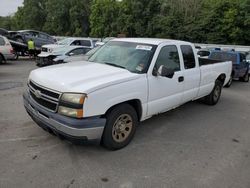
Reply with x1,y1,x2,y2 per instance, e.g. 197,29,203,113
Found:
11,0,47,31
90,0,120,37
69,0,91,37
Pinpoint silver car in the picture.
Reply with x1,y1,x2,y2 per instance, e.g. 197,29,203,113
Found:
36,46,91,67
0,36,16,63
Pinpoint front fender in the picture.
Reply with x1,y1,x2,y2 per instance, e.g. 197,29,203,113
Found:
83,75,148,119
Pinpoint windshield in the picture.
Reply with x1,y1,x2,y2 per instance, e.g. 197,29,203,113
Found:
209,51,237,64
57,38,74,45
89,41,156,74
86,46,101,57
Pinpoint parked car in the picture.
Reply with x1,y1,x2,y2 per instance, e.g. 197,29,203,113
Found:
63,46,101,63
246,53,250,74
0,35,17,63
9,30,55,49
23,38,232,150
209,50,249,87
36,46,91,67
41,37,96,54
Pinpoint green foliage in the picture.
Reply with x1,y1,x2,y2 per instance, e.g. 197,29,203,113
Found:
0,0,91,37
0,0,249,45
42,0,71,35
0,16,13,30
90,0,120,37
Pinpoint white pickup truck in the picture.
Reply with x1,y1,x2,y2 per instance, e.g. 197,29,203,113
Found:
23,38,232,150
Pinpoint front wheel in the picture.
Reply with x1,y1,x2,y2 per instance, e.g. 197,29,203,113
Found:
102,104,138,150
0,55,4,64
204,80,223,105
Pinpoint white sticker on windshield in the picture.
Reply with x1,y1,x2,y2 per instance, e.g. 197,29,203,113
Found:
136,45,152,51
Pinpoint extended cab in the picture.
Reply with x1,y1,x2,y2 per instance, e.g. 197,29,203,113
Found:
23,38,232,150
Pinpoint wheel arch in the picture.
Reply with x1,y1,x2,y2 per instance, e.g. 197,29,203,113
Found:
216,73,226,85
103,99,143,121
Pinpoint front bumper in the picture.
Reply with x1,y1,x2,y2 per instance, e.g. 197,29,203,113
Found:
36,56,56,66
23,91,106,141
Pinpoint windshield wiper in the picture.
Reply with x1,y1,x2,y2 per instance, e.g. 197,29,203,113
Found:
104,62,125,69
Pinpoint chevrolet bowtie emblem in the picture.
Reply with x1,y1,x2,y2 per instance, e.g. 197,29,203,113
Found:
34,90,42,98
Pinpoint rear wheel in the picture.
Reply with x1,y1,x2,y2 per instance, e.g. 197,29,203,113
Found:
0,54,5,64
102,104,138,150
13,52,19,60
240,73,249,82
204,80,223,105
225,75,233,88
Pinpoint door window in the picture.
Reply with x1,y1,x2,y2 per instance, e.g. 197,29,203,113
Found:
80,40,91,47
39,33,48,40
71,40,81,46
68,48,90,56
0,37,5,45
181,45,196,69
240,53,246,64
155,45,180,71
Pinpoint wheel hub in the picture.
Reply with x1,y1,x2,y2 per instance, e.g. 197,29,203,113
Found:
112,114,133,143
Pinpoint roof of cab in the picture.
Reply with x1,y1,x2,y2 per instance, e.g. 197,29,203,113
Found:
112,38,192,46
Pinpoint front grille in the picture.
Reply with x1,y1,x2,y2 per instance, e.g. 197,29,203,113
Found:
29,80,61,112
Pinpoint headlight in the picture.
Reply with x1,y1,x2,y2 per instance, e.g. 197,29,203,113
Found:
58,106,83,118
58,93,87,118
61,93,86,104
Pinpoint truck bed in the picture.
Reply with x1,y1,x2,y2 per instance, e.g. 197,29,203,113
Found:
199,57,223,66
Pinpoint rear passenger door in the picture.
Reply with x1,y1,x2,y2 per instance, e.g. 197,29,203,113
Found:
180,45,200,103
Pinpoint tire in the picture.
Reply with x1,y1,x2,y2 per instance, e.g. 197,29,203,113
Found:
0,54,3,64
240,73,249,82
0,54,6,64
102,104,138,150
225,75,232,88
204,80,223,105
14,52,19,60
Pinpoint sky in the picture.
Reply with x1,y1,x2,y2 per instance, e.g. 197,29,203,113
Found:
0,0,24,16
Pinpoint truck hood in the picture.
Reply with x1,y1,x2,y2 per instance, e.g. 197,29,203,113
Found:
29,62,140,93
42,44,65,53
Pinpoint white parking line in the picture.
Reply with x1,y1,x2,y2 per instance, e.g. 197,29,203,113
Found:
0,136,49,143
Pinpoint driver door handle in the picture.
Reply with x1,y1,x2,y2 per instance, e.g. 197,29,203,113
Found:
178,76,184,82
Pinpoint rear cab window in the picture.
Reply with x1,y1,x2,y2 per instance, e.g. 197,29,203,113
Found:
180,45,196,69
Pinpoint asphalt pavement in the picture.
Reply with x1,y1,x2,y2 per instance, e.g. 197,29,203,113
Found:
0,59,250,188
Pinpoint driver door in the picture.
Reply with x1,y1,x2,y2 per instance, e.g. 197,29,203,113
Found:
147,45,184,116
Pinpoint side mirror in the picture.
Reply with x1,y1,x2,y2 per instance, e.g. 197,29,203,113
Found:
69,52,75,56
157,65,175,78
